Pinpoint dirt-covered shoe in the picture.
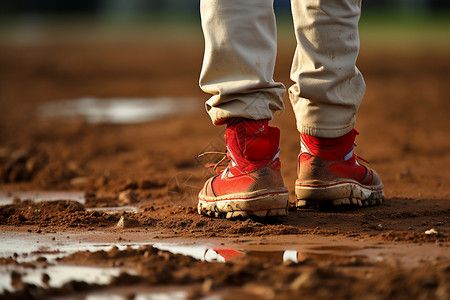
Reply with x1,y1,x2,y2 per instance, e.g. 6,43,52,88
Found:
198,119,289,218
295,129,384,207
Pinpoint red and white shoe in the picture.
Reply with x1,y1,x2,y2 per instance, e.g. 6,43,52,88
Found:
296,129,384,207
198,119,289,218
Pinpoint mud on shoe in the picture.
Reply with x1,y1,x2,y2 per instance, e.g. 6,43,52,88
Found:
198,119,289,218
295,129,384,208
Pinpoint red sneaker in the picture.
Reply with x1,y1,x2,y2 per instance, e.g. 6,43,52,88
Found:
296,129,384,207
198,119,289,218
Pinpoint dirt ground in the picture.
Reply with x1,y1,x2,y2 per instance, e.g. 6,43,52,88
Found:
0,28,449,299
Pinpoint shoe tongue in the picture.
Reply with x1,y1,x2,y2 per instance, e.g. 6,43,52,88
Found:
225,119,280,171
301,129,356,161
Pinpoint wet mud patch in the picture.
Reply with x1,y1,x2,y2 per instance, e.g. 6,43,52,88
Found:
0,199,119,228
1,232,449,300
37,97,199,124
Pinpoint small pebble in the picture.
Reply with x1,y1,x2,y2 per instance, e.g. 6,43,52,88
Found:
116,216,139,228
118,190,138,205
425,228,438,235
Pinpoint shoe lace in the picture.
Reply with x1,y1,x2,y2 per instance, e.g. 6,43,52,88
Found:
355,154,370,164
198,151,229,174
353,129,370,164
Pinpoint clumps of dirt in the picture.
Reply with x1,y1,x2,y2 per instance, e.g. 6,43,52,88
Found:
221,218,305,236
83,188,166,208
84,192,119,208
378,230,448,244
2,196,447,244
146,211,309,238
0,146,87,189
4,245,450,300
3,278,103,300
0,257,19,266
0,147,49,184
0,253,51,269
0,199,118,228
89,177,169,201
58,245,143,267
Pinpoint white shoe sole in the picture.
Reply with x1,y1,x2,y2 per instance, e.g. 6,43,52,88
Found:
295,179,384,208
198,188,289,218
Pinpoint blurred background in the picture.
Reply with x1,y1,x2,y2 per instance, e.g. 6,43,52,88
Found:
0,0,449,198
0,0,449,46
0,0,449,18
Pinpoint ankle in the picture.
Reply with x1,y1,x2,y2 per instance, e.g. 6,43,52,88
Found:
300,129,357,161
225,118,280,171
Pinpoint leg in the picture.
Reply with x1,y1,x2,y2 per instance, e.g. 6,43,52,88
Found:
290,0,384,207
290,0,365,138
198,0,289,218
199,0,285,124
